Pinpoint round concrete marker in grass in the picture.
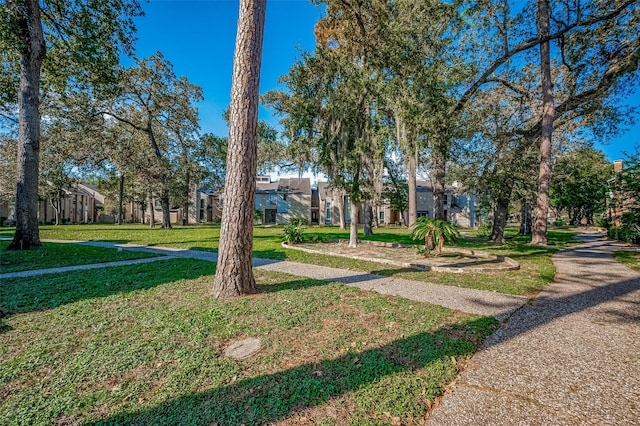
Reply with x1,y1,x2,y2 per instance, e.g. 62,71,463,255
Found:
223,337,261,360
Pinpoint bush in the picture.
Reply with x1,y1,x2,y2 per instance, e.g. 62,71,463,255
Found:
552,219,566,227
283,219,305,244
289,217,308,226
595,217,611,229
608,225,640,244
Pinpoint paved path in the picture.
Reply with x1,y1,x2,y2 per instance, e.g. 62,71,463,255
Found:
1,238,526,319
428,235,640,425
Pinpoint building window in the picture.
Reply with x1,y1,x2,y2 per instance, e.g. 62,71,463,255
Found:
325,200,332,224
443,194,448,205
379,211,385,222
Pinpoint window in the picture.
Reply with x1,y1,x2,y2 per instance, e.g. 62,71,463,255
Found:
325,200,332,224
443,194,448,205
379,211,385,222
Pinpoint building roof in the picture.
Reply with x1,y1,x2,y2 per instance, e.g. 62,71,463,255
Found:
278,178,311,194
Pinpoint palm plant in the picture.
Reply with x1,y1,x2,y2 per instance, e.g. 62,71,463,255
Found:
410,217,458,256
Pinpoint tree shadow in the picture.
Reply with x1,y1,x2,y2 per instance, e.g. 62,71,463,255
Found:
86,271,640,425
0,259,213,323
86,317,495,426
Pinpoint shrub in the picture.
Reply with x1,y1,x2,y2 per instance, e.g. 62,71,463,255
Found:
289,216,308,226
283,218,305,244
608,225,640,244
552,219,566,227
595,217,611,229
410,217,458,256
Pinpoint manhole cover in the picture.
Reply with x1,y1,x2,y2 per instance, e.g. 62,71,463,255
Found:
223,337,261,360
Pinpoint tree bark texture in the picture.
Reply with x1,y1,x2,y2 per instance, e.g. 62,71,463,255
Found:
363,202,373,236
8,0,45,250
348,199,359,248
213,0,266,298
531,0,555,246
432,145,446,221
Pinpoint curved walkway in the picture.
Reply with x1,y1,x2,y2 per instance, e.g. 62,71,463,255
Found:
428,234,640,425
1,238,526,320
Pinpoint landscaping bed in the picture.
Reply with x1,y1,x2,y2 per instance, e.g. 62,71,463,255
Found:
286,240,520,273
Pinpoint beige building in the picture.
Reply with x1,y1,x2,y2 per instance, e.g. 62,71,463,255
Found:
38,183,104,224
255,176,314,225
317,180,477,227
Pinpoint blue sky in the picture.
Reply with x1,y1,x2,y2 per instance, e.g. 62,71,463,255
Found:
130,0,638,163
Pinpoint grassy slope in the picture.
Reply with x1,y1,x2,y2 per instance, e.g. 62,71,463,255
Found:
0,240,160,273
612,250,640,272
0,259,496,425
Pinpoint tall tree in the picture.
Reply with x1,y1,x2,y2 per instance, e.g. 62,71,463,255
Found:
99,53,203,228
212,0,266,298
1,0,141,250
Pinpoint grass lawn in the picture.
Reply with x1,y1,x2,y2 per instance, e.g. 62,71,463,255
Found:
0,258,497,425
612,250,640,272
0,224,580,295
0,240,160,273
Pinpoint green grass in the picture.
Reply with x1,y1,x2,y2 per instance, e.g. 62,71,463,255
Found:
612,251,640,272
0,259,497,425
0,224,580,295
0,240,160,273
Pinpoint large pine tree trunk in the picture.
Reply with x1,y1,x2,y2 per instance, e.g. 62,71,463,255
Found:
348,199,359,248
531,0,554,246
213,0,266,298
8,0,45,251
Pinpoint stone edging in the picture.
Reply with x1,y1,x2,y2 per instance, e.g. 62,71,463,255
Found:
282,240,519,273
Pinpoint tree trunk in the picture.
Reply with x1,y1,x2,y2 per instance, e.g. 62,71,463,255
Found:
159,185,172,229
348,199,359,248
337,192,346,230
50,198,60,226
117,174,125,225
432,143,446,221
363,201,373,236
149,193,156,228
407,148,417,227
213,0,266,298
489,180,514,243
531,0,555,246
490,200,510,243
8,0,45,251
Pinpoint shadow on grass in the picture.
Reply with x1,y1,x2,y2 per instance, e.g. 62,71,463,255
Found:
87,317,496,426
0,259,214,322
91,265,640,425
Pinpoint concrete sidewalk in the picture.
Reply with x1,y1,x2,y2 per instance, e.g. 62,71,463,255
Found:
427,235,640,425
1,238,526,320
